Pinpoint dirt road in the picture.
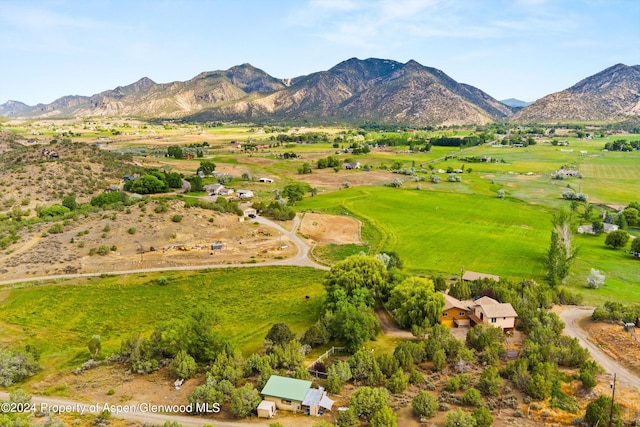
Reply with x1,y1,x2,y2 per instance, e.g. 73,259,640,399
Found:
0,215,328,286
0,392,265,427
375,308,416,339
560,306,640,389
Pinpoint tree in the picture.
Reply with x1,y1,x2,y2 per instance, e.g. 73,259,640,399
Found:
466,324,505,351
546,210,576,286
449,279,472,300
461,387,483,406
265,323,295,346
62,194,77,211
282,182,310,205
432,348,446,371
622,207,639,226
198,161,216,176
349,387,389,419
386,369,408,394
586,268,605,289
477,366,502,397
370,405,397,427
631,237,640,253
387,277,444,329
230,384,261,418
167,146,183,159
324,255,387,308
472,407,494,427
585,395,622,427
591,221,604,235
187,175,204,192
88,335,101,357
336,408,359,427
605,230,629,249
412,391,437,418
169,350,197,379
298,162,312,174
125,174,167,194
332,304,379,353
445,409,477,427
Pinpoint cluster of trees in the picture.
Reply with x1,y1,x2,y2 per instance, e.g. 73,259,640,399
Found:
316,155,342,169
273,132,331,143
90,191,128,208
561,189,588,202
603,139,640,151
0,347,39,387
592,301,640,324
429,136,482,147
123,170,183,194
183,197,243,216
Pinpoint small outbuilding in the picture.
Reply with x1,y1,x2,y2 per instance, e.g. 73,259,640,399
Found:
257,400,276,418
260,375,334,416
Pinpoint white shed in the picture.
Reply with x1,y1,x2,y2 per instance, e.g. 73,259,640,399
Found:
257,400,276,418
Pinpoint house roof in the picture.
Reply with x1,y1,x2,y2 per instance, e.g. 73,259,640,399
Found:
462,271,500,282
261,375,311,402
475,296,517,318
442,293,473,311
302,388,324,407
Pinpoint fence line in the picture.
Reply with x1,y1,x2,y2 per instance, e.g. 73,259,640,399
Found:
307,346,345,378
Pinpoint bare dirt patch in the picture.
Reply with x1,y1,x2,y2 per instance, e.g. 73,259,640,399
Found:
300,213,361,245
582,320,640,378
0,201,297,281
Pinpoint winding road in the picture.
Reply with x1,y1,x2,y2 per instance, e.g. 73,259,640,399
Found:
0,215,328,287
560,306,640,389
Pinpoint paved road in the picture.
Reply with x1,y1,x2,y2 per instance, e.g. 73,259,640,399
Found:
560,306,640,389
0,215,328,287
0,392,266,427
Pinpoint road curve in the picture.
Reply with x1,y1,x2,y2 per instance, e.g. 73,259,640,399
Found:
560,306,640,389
0,392,266,427
0,215,328,287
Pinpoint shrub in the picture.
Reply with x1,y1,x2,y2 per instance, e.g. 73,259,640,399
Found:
172,214,183,223
461,388,483,406
169,350,197,379
127,227,136,235
586,268,605,289
412,391,437,418
97,245,110,256
48,223,64,234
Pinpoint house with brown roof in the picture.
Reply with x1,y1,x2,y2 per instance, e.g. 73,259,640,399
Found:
468,296,518,332
440,294,474,327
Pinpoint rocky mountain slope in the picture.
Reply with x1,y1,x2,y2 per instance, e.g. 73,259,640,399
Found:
1,59,511,125
511,64,640,122
3,60,638,124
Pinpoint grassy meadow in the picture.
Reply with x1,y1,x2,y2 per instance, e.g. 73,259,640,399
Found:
0,267,326,374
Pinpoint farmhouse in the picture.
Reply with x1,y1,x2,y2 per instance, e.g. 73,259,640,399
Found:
577,223,619,234
469,296,518,332
462,271,500,282
236,189,254,199
440,294,474,327
259,375,334,417
239,203,257,218
342,162,360,170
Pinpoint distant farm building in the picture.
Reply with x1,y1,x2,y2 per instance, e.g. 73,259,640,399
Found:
462,271,500,282
577,223,619,234
342,162,360,170
237,189,254,199
259,177,275,183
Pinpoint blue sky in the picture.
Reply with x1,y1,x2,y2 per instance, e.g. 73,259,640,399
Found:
1,0,638,105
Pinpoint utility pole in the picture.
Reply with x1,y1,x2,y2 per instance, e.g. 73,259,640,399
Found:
608,373,616,427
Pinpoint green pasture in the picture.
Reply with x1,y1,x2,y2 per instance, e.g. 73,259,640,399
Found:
0,267,326,373
298,186,553,280
569,234,640,305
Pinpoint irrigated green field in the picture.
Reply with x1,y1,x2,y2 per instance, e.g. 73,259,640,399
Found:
297,186,640,303
0,267,326,373
298,186,553,280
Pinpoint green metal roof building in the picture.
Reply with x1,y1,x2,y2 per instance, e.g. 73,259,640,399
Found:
260,375,312,402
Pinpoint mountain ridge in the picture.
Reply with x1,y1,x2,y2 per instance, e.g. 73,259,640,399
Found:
2,59,638,124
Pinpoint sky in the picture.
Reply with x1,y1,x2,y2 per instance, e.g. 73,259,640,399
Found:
1,0,639,106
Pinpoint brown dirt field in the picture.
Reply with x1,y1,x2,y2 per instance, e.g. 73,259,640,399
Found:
0,201,296,281
583,320,640,378
299,213,361,245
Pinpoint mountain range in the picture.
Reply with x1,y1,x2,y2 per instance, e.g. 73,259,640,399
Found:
1,59,638,125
